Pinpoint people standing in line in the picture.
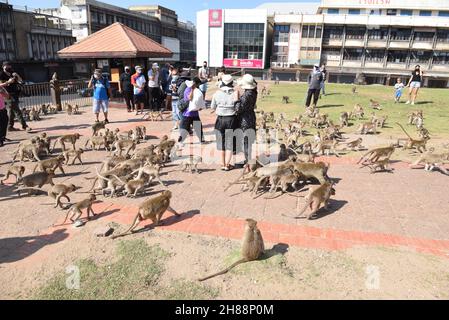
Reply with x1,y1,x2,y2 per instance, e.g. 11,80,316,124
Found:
394,77,405,103
88,69,111,123
406,65,424,105
0,61,31,132
119,66,135,112
305,64,323,109
148,63,161,111
211,74,238,171
235,74,258,166
178,77,205,146
320,64,327,97
0,85,9,147
198,61,211,100
131,66,147,115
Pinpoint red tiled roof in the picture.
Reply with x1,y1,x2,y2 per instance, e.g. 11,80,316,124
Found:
58,22,172,59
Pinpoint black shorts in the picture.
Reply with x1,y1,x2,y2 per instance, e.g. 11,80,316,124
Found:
134,95,146,104
215,116,237,151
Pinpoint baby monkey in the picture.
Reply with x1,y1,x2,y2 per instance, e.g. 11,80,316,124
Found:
62,194,97,225
180,156,202,174
1,165,25,184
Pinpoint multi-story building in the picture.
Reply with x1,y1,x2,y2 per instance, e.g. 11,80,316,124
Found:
0,1,16,62
198,0,449,87
52,0,196,65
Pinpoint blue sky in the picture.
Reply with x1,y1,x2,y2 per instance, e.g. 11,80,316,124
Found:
8,0,317,23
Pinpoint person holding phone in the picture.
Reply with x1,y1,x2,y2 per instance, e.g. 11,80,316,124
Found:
0,84,9,147
406,65,424,105
88,69,111,123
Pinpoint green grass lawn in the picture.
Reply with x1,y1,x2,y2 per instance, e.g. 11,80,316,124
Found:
257,82,449,139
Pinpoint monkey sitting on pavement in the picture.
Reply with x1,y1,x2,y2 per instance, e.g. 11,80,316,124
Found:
111,190,179,239
198,219,265,282
16,170,55,196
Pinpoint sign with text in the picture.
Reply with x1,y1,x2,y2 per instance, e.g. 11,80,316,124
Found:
223,59,264,69
209,9,223,28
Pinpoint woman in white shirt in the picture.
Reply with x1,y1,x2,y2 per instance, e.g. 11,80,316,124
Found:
178,77,205,144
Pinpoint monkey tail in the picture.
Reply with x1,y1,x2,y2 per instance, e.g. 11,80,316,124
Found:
396,123,412,140
111,174,127,185
198,259,247,282
111,214,141,240
51,139,58,153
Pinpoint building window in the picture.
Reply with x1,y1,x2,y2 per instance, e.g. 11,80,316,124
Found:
368,28,389,40
348,9,361,15
274,25,290,43
439,11,449,17
410,51,432,64
401,10,413,16
390,28,411,41
323,26,343,39
327,9,339,15
343,48,363,61
414,32,434,42
419,11,432,17
437,30,449,42
224,23,265,60
365,49,385,62
346,27,365,40
386,9,397,16
433,51,449,64
387,50,408,63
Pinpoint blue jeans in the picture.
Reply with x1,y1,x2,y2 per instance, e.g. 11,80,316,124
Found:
172,99,181,122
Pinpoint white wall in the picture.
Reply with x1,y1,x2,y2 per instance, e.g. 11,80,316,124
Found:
320,0,449,10
162,37,180,61
288,24,301,65
196,10,209,67
209,26,224,68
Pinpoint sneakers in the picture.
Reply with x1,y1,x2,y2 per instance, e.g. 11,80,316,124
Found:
411,102,415,105
25,127,32,132
405,101,410,105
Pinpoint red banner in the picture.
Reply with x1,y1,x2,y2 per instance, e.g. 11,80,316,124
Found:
209,9,222,27
223,59,264,69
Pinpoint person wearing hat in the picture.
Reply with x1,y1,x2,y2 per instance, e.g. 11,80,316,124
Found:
235,74,258,166
0,61,31,132
178,77,205,145
211,74,239,171
120,66,135,112
148,62,161,111
198,61,211,100
131,66,147,115
305,64,323,109
88,69,111,123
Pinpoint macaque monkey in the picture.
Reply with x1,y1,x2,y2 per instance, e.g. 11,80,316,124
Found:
340,112,349,127
63,148,84,165
132,145,156,161
356,121,378,135
145,110,165,122
17,170,55,196
371,113,388,128
285,182,335,220
198,219,264,282
282,96,290,104
352,86,357,94
95,168,128,198
343,138,364,151
313,140,340,157
180,156,203,173
12,143,42,162
73,105,80,115
408,110,423,126
369,99,382,110
397,123,429,153
277,144,289,162
350,104,364,120
1,165,25,184
135,125,147,140
111,191,179,239
48,184,80,208
292,162,331,185
157,139,176,162
112,176,146,198
361,158,393,174
132,164,166,187
92,121,107,136
62,194,97,225
113,139,137,157
85,135,109,151
66,103,73,115
33,155,66,175
411,150,449,175
357,145,395,164
52,133,81,152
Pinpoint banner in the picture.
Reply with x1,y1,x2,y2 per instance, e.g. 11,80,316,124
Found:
223,59,264,69
209,9,222,27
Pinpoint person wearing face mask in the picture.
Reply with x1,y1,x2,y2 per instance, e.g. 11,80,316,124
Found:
131,66,147,115
0,61,31,132
88,69,111,123
120,66,135,112
198,61,211,101
305,64,324,109
168,67,182,131
406,65,424,105
148,62,161,111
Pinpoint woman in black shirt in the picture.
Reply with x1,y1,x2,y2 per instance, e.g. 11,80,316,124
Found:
406,65,423,105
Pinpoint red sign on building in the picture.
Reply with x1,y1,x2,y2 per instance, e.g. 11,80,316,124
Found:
223,59,264,69
209,9,223,27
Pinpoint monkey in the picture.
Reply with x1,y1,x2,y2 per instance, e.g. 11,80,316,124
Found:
113,139,137,157
357,145,395,164
278,144,289,162
292,161,331,185
371,113,388,128
63,148,84,165
41,104,49,115
132,164,166,187
369,99,382,110
66,103,73,115
92,121,107,136
132,146,156,162
73,105,80,115
62,194,97,225
1,165,25,185
342,138,364,151
144,110,165,122
313,140,341,157
85,135,109,151
111,175,146,198
111,190,179,239
135,125,147,140
12,142,42,162
340,112,350,127
87,165,133,193
156,139,176,162
16,170,55,196
100,155,129,172
356,121,378,135
95,167,128,198
352,86,357,94
179,156,203,174
282,96,290,104
411,150,449,175
349,104,364,120
32,155,66,175
48,184,80,208
360,158,393,174
198,218,264,282
268,170,302,195
396,123,429,153
417,127,430,140
284,182,335,220
408,110,423,126
52,133,81,152
245,161,297,196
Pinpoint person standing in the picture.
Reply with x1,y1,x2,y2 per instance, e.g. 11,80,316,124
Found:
178,77,205,145
161,63,172,111
320,64,327,97
169,67,182,131
131,66,147,115
120,66,135,112
198,61,210,100
235,74,258,166
0,85,9,147
305,64,323,109
0,61,31,132
406,65,424,105
88,69,111,123
148,63,161,111
394,78,405,103
211,74,238,171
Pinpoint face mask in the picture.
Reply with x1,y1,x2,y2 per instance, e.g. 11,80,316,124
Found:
4,67,12,73
94,75,101,80
172,75,179,81
137,70,142,74
125,70,130,73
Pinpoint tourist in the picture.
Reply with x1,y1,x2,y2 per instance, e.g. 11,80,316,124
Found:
198,61,210,100
305,64,323,109
120,66,135,112
0,61,31,132
235,74,258,166
88,69,111,123
0,85,9,147
216,66,226,87
320,64,327,97
169,67,182,131
161,63,172,111
131,66,147,115
211,74,238,171
148,62,161,111
406,65,424,105
394,78,405,103
178,77,205,145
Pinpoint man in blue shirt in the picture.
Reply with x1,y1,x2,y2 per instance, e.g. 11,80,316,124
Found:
88,69,111,123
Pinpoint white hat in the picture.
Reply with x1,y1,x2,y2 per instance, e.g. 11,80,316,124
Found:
186,80,194,88
314,63,320,68
124,66,130,70
152,63,159,69
135,65,143,71
221,74,233,86
237,74,257,90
